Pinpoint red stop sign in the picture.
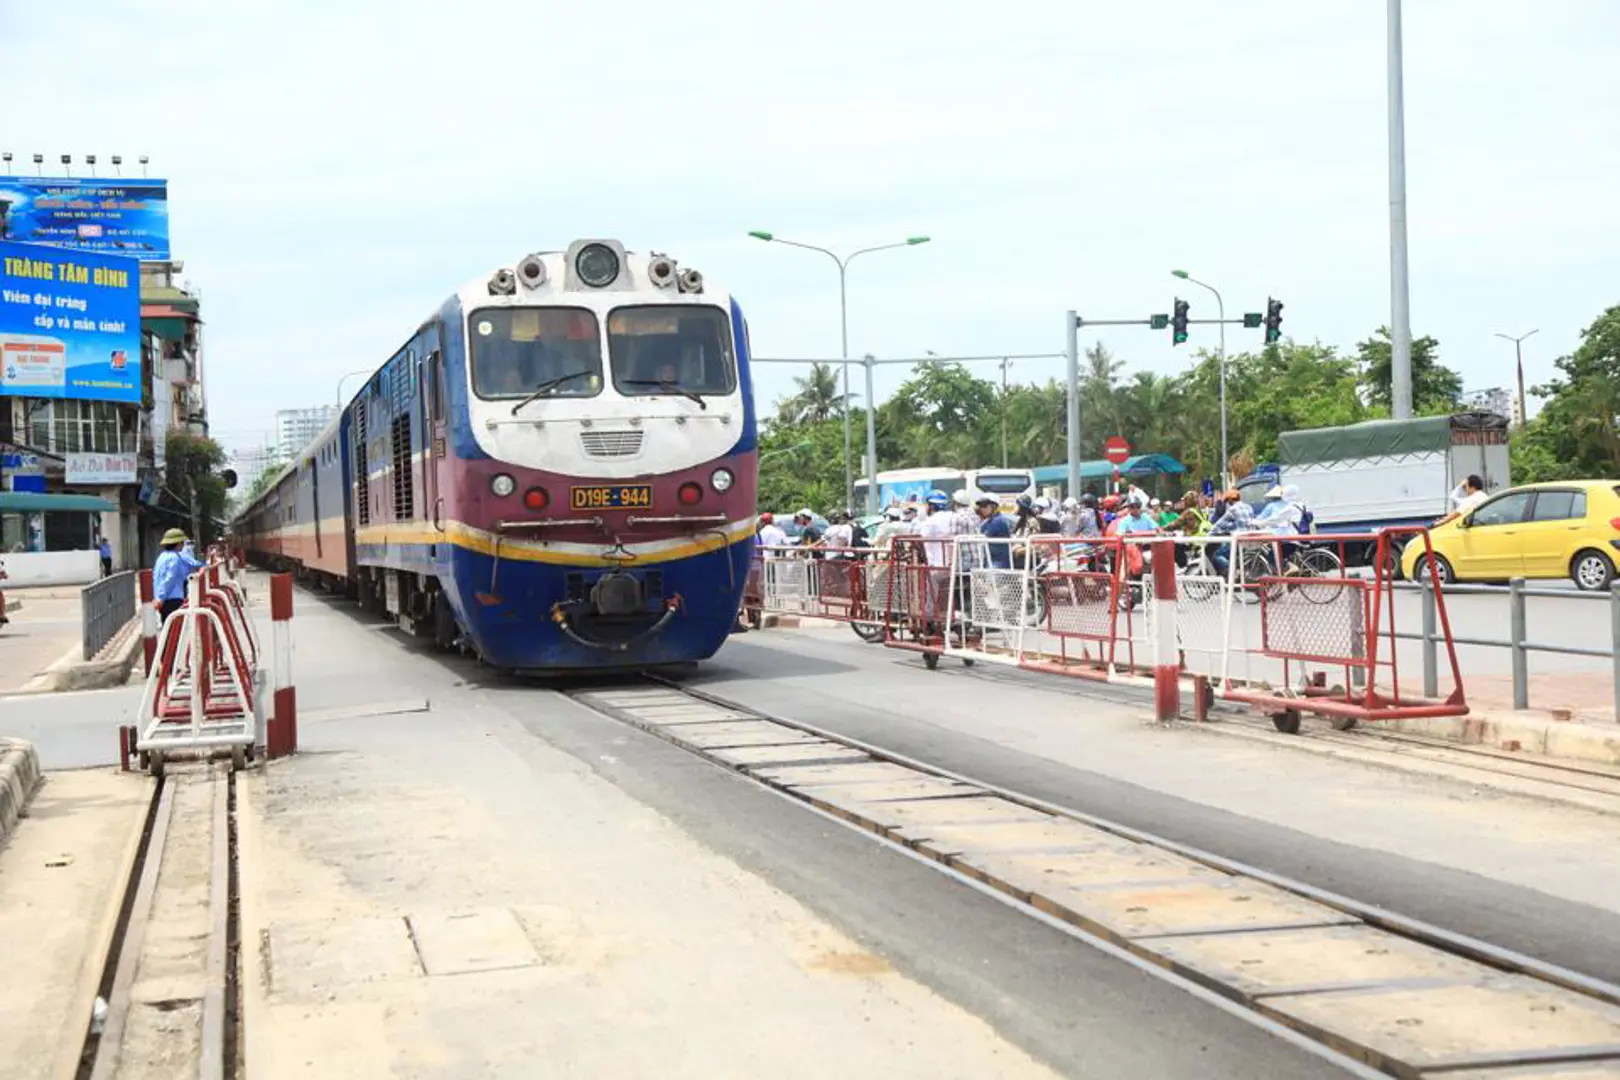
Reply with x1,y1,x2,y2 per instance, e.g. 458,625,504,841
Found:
1104,436,1131,465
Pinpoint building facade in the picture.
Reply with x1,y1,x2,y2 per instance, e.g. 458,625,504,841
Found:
275,405,338,460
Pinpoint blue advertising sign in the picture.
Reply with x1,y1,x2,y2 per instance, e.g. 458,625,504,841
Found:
0,240,142,404
0,177,169,261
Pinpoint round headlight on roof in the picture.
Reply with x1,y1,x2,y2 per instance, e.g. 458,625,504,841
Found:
710,467,734,493
575,243,620,288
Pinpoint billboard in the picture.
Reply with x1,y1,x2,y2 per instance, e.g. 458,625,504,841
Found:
0,177,169,261
0,240,142,403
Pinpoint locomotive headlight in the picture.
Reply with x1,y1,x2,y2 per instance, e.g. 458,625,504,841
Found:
710,467,735,493
575,243,620,288
490,473,516,497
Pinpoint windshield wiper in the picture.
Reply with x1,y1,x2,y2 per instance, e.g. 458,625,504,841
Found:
509,369,596,415
620,379,707,410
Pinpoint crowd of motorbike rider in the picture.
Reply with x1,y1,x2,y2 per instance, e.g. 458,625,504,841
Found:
757,481,1309,567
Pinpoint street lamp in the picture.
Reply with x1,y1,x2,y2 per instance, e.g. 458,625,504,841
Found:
748,230,930,512
1494,329,1538,429
1172,269,1229,487
335,368,373,406
759,440,813,464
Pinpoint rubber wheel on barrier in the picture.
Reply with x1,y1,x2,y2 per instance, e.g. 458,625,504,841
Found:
1199,681,1216,715
1329,716,1359,731
746,608,762,630
150,752,165,779
231,745,246,772
1271,709,1303,735
961,657,976,667
924,652,940,671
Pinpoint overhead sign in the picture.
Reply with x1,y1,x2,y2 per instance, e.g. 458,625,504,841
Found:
1103,436,1131,465
0,177,170,261
0,240,142,404
66,451,138,485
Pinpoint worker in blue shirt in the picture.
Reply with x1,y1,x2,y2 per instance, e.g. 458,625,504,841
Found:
152,528,204,620
974,495,1014,569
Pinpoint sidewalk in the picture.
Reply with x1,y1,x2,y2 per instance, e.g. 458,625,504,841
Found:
0,767,151,1080
0,586,141,695
0,593,84,693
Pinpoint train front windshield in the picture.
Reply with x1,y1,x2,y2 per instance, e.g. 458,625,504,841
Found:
608,307,736,398
470,308,603,398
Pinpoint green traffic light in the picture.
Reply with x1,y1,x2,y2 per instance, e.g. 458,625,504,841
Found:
1174,331,1188,345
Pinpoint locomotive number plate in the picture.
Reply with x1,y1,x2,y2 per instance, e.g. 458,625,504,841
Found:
570,484,653,510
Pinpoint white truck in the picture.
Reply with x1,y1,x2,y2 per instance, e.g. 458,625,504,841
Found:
1235,412,1511,572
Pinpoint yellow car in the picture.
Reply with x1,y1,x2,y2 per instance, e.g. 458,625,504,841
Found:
1401,480,1620,591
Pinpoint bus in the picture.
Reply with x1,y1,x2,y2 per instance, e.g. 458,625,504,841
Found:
852,467,1035,515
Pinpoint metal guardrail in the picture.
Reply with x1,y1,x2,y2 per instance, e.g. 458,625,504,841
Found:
1402,579,1620,718
82,571,136,661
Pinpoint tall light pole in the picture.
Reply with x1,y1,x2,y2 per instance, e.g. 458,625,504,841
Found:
1388,0,1414,419
999,357,1012,468
335,368,372,406
748,231,930,510
1171,270,1228,486
1494,329,1538,428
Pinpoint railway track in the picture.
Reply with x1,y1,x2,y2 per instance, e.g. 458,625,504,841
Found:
568,676,1620,1080
79,764,240,1080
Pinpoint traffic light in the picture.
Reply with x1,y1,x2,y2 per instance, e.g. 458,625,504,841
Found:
1171,299,1189,346
1264,298,1284,344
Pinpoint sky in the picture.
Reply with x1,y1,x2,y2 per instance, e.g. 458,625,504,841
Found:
4,0,1617,456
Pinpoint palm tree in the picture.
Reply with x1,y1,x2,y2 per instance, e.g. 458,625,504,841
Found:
775,363,849,425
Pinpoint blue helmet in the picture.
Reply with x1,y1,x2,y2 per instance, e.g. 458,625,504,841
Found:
925,490,949,507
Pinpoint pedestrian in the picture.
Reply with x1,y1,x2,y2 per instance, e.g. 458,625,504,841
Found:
792,508,824,547
98,535,113,578
756,512,788,549
1438,474,1487,525
872,506,907,549
152,528,204,622
975,495,1014,569
918,490,954,568
1208,489,1257,576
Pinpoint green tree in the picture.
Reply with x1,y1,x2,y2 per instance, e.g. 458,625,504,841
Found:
1228,343,1370,462
1514,303,1620,481
162,432,230,543
774,363,848,425
1355,327,1462,415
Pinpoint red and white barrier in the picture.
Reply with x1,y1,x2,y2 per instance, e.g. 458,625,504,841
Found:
267,573,297,758
139,568,158,676
127,556,297,773
747,526,1470,733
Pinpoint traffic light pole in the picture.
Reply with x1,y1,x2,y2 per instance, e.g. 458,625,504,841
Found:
1064,310,1273,498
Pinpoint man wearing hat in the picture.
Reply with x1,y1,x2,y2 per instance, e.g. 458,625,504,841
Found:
153,528,205,621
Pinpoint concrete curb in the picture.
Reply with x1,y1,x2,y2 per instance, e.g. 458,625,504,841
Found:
0,736,42,845
16,617,142,695
1385,709,1620,767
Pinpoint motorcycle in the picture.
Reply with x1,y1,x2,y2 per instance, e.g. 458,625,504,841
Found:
1017,540,1138,629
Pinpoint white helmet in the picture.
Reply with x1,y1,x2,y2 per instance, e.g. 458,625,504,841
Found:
1034,496,1052,511
951,489,971,507
1061,496,1079,510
